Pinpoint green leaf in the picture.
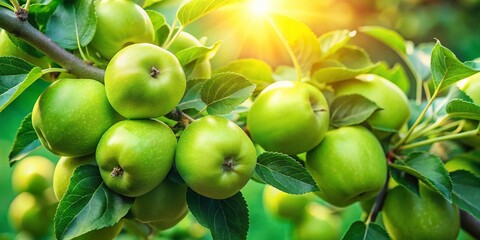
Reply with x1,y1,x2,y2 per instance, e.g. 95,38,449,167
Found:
359,26,406,55
390,167,420,197
272,65,297,82
178,79,207,111
45,0,96,49
269,14,321,77
0,57,42,112
146,9,166,30
201,72,255,115
407,42,435,81
8,113,41,166
329,94,381,128
29,0,61,32
215,59,274,93
6,33,45,58
451,170,480,219
390,152,453,202
370,62,410,94
318,29,356,58
177,0,240,27
342,221,391,240
255,152,319,194
465,59,480,70
430,41,479,90
187,189,249,240
446,99,480,121
54,165,134,240
175,41,221,66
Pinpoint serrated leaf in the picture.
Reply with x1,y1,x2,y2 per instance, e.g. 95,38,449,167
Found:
330,94,381,128
8,113,41,166
201,72,255,115
255,152,319,194
187,189,249,240
445,99,480,121
370,62,410,94
430,41,479,90
178,79,207,111
215,59,274,93
0,57,42,112
318,29,356,58
269,14,321,77
342,221,391,240
451,170,480,219
175,41,221,66
406,42,435,81
54,165,134,240
359,26,406,55
177,0,240,27
390,152,452,202
45,0,96,49
390,167,420,197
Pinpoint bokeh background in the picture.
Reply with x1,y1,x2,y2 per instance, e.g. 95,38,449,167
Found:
1,0,480,239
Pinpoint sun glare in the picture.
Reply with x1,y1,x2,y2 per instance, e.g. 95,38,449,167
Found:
248,0,271,16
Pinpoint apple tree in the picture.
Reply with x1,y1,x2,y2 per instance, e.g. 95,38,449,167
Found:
1,0,480,239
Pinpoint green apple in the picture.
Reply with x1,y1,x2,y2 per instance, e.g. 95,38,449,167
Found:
247,81,329,155
176,115,256,199
8,192,55,237
292,204,340,240
263,185,312,222
457,73,480,148
53,155,96,201
168,31,212,79
96,119,177,197
148,211,189,230
130,178,188,223
12,156,54,195
89,0,155,60
32,78,118,157
332,74,410,133
382,184,460,240
306,126,387,207
105,43,186,119
0,30,50,68
73,221,124,240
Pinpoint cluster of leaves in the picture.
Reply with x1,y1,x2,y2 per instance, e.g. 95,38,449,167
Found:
1,0,480,239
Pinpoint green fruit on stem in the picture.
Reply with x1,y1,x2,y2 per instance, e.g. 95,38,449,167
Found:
247,81,329,155
293,204,340,240
131,178,188,223
32,78,117,157
12,156,54,195
105,43,186,119
306,126,387,207
168,31,212,79
96,119,177,197
148,211,189,231
263,185,312,222
176,115,256,199
8,192,55,237
382,184,460,240
333,74,410,134
89,0,154,59
53,155,96,201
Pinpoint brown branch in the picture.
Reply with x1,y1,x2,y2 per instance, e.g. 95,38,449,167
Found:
460,210,480,239
0,7,105,82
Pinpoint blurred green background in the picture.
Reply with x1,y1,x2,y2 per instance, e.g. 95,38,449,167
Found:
2,0,480,239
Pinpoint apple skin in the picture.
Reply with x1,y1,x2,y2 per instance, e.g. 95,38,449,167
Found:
53,155,96,201
105,43,186,119
306,126,387,207
12,156,54,195
292,204,340,240
168,31,212,79
130,178,188,223
382,184,460,240
332,74,410,133
32,79,118,157
175,115,257,199
73,221,124,240
89,0,154,59
96,119,177,197
0,30,50,69
148,211,189,231
263,185,312,222
247,81,329,155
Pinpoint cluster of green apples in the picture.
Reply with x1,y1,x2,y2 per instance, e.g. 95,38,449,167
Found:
26,0,258,237
8,156,56,238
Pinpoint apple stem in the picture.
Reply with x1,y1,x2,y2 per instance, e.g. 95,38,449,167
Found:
150,67,160,78
110,166,124,178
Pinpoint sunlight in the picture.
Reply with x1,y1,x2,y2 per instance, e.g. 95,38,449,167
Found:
248,0,271,16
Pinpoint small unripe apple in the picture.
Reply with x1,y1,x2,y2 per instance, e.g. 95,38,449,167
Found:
12,156,54,195
53,155,96,201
